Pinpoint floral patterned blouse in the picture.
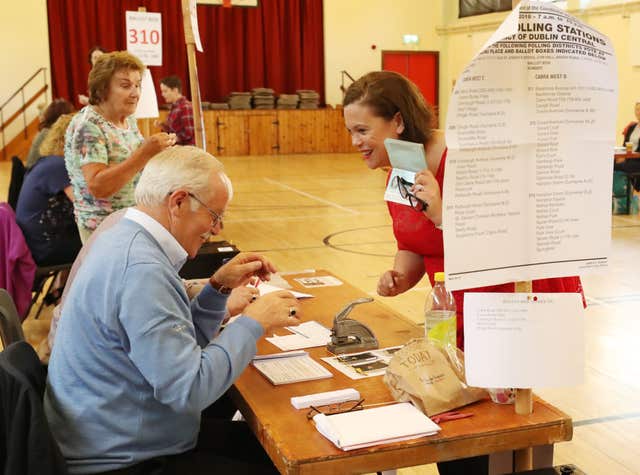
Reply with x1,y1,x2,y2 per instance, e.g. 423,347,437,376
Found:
64,106,143,231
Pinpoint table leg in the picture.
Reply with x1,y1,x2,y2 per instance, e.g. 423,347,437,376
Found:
514,447,533,471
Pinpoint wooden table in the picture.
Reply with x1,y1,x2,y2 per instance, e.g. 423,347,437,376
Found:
614,151,640,162
229,271,573,475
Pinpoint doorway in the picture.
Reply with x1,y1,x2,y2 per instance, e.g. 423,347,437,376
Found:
382,51,439,125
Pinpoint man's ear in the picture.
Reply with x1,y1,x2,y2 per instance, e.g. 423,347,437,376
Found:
393,112,405,136
167,190,189,217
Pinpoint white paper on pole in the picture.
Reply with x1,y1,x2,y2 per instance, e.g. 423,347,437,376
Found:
190,0,204,52
443,1,617,291
135,69,159,119
125,11,163,66
464,292,584,388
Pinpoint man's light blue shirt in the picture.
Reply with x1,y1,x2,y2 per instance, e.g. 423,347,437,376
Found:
44,210,263,474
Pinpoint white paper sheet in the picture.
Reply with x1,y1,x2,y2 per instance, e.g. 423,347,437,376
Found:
252,351,333,385
443,1,617,290
266,321,331,351
135,69,159,119
464,292,584,388
383,168,418,207
256,281,313,299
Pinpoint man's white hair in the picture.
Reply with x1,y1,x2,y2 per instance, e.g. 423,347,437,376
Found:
135,146,233,209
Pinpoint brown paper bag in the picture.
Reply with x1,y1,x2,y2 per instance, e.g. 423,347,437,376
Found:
383,339,486,416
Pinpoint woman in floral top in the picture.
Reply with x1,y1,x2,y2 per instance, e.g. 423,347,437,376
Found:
65,50,176,242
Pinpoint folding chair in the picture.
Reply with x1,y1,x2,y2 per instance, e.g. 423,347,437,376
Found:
8,155,26,210
28,263,73,320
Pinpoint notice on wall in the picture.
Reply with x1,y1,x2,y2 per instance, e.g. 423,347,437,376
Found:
443,1,617,291
126,11,163,66
464,292,584,388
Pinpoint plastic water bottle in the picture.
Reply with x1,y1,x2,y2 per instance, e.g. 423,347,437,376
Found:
424,272,457,347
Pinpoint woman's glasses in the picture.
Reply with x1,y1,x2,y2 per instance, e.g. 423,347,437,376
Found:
393,176,428,212
306,399,365,420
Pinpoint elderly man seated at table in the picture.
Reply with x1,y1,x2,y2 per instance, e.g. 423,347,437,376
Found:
45,146,301,474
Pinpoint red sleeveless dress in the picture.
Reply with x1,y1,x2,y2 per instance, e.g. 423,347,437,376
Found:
386,149,583,350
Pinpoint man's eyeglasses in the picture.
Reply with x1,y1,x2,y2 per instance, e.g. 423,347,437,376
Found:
306,399,365,420
187,192,224,230
394,176,428,212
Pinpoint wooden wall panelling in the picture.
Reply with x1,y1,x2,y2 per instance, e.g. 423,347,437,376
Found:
217,111,249,156
277,110,300,154
299,111,319,153
247,112,278,155
310,109,329,153
203,110,220,154
192,109,357,156
1,118,39,161
327,107,353,153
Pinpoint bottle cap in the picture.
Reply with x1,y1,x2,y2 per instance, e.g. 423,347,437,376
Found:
434,272,445,282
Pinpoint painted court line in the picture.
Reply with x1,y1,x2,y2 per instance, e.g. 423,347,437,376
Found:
263,178,359,215
574,411,640,427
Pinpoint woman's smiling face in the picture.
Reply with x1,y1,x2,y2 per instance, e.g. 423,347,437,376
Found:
343,102,404,170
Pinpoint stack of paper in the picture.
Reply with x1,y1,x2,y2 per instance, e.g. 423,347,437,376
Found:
313,402,440,451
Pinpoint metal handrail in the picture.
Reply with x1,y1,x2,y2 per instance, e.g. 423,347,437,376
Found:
340,70,356,98
0,68,49,159
0,86,48,133
0,68,47,111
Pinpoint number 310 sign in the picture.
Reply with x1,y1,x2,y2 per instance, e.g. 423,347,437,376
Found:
126,11,162,66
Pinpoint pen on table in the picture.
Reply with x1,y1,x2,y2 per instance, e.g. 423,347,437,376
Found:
287,326,310,338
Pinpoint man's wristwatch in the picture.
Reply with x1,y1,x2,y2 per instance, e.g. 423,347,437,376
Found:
210,277,232,295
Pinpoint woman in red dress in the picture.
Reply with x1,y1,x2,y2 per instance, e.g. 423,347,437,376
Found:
342,71,583,351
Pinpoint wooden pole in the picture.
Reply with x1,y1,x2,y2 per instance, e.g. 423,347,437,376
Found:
181,0,206,150
137,6,151,139
511,0,533,470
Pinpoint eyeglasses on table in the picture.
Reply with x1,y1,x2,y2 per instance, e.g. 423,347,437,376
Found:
306,399,365,420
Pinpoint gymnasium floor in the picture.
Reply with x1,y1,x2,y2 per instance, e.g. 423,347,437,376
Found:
2,153,639,474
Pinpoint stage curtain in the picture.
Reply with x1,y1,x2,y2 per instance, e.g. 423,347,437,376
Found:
46,0,325,108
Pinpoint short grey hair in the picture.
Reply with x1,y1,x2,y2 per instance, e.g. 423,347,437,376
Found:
135,146,233,208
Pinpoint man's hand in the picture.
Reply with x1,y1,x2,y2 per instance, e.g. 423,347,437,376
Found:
242,290,301,333
210,252,277,289
226,286,260,317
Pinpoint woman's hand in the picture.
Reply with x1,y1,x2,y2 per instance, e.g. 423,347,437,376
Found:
413,168,443,227
378,250,425,297
138,132,176,158
377,270,412,296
